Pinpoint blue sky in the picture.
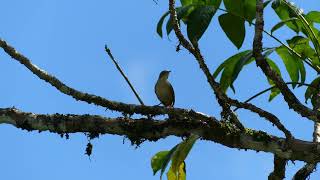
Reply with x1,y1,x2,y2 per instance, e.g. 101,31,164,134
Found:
0,0,319,179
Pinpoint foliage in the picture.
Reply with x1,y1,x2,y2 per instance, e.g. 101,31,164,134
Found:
151,135,199,180
154,0,320,178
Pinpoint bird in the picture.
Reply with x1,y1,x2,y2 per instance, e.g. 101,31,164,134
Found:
155,70,175,107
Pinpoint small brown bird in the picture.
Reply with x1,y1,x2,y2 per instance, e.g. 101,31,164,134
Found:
155,70,175,107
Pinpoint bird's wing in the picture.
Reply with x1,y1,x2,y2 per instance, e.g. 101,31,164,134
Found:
169,82,175,106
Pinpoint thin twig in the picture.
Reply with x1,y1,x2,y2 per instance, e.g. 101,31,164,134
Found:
234,82,316,111
229,98,293,139
105,45,145,105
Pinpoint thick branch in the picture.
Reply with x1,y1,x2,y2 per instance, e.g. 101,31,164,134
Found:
1,107,320,163
252,0,320,123
268,155,287,180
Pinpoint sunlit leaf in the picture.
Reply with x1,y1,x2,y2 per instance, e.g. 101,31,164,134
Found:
167,162,186,180
171,135,199,173
276,46,305,88
306,11,320,23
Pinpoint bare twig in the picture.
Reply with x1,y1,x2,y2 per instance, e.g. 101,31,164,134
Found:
105,45,145,105
234,82,317,111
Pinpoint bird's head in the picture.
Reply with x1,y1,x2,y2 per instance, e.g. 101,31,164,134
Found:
158,70,171,80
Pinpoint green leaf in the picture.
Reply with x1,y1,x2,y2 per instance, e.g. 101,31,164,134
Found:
231,51,253,84
219,13,245,49
171,135,199,173
305,77,320,103
151,151,170,175
223,0,244,17
167,162,186,180
282,1,320,65
187,5,217,43
150,145,179,179
271,1,300,33
180,0,193,6
266,58,281,101
276,46,305,88
244,0,256,23
306,11,320,23
157,12,170,38
287,36,319,66
213,50,252,93
271,17,298,34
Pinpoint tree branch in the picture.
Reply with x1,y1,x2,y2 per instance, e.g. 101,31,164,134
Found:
268,155,287,180
229,99,292,139
293,95,320,179
0,38,212,121
252,0,320,123
1,107,320,163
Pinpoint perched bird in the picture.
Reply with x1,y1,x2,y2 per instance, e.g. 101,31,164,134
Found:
155,70,175,107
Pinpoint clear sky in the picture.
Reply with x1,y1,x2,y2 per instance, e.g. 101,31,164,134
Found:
0,0,319,179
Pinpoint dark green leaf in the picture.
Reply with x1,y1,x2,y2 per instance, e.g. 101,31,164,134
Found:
232,51,253,84
219,13,245,49
305,77,320,103
213,50,251,93
223,0,244,16
157,12,170,38
271,17,298,34
180,0,193,6
187,5,217,43
306,11,320,23
171,135,199,173
244,0,256,23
